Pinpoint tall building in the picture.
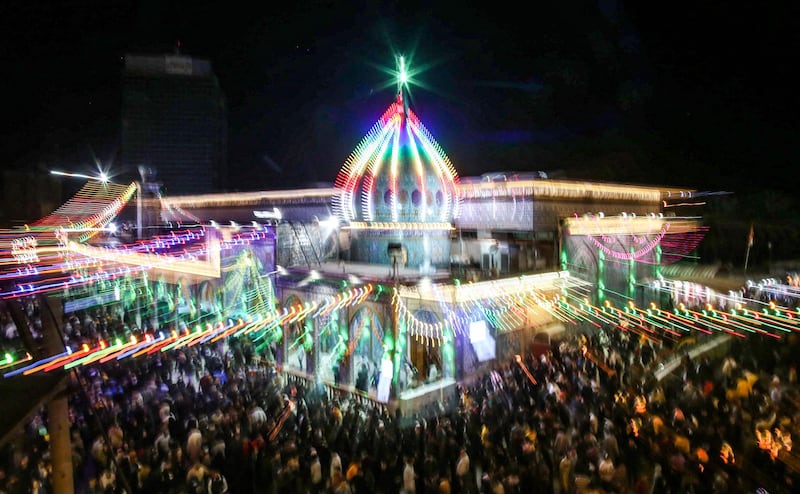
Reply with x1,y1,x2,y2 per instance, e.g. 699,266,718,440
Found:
121,53,227,196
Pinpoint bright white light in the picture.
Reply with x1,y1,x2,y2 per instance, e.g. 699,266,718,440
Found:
399,56,408,84
318,216,339,235
296,269,321,288
253,208,282,220
50,170,109,182
59,224,120,233
319,216,339,229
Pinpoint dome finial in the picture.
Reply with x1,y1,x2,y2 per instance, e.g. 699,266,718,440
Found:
396,55,409,119
396,55,408,95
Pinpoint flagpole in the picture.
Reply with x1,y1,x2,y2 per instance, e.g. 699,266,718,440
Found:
744,224,754,273
744,243,752,273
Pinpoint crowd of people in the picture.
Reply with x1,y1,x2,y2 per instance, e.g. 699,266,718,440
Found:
0,300,799,494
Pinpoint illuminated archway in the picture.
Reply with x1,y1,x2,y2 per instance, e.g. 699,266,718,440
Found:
408,308,444,386
317,302,344,384
153,275,176,329
174,276,194,320
283,294,312,373
349,306,385,392
198,280,221,317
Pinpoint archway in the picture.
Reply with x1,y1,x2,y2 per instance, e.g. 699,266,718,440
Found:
197,280,221,320
174,276,193,323
407,308,444,387
317,306,343,384
349,306,385,393
283,294,312,373
153,275,175,330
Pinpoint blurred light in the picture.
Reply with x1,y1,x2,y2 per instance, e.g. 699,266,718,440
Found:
51,170,110,182
399,56,408,84
253,208,282,220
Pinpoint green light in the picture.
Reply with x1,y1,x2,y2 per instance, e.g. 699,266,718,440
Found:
628,246,636,298
655,245,662,279
4,353,12,363
383,331,394,353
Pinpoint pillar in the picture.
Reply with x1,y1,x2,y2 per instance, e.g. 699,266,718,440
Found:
308,314,318,376
42,295,74,494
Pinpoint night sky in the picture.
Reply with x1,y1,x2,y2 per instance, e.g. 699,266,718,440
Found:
1,0,797,196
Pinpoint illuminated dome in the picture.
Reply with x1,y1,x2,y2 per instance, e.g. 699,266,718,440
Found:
332,57,460,271
333,71,459,225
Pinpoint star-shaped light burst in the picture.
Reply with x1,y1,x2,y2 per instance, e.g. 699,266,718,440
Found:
370,53,441,99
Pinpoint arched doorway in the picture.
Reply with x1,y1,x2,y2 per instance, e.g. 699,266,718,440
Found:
198,280,221,320
283,295,312,373
318,307,343,384
349,306,385,394
154,276,175,330
174,276,193,323
408,309,443,386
